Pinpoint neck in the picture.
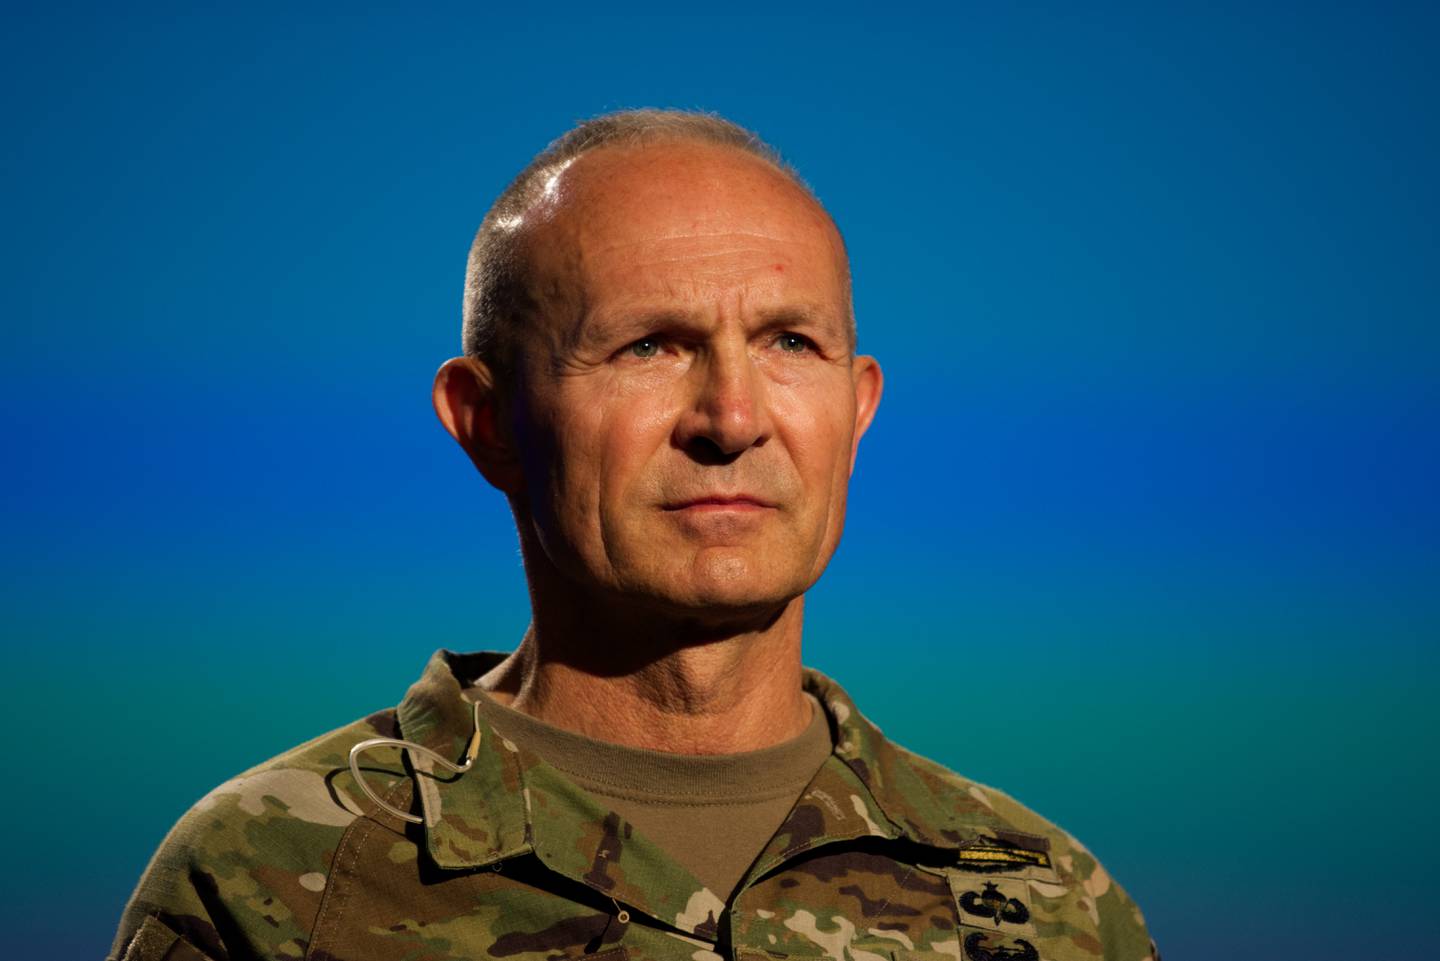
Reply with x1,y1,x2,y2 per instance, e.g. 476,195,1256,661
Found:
476,583,811,755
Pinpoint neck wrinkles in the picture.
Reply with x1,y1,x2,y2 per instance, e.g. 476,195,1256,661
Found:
475,601,811,754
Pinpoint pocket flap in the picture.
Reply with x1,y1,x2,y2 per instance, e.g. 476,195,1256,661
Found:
120,915,219,961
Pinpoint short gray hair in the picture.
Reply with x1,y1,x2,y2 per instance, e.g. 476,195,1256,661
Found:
461,108,848,376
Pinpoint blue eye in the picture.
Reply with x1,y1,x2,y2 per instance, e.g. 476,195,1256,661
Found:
777,333,809,353
629,338,660,358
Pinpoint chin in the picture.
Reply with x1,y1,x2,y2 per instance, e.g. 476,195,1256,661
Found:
639,554,810,616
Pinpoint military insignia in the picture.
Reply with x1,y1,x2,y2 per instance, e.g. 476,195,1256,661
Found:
955,832,1051,873
959,881,1030,926
963,931,1039,961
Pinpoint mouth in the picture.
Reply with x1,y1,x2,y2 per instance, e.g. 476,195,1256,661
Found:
662,495,778,512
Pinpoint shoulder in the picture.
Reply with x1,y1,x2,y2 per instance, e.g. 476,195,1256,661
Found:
882,740,1159,961
110,710,407,961
883,738,1098,869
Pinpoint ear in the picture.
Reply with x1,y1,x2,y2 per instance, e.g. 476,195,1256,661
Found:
847,354,883,475
432,356,524,495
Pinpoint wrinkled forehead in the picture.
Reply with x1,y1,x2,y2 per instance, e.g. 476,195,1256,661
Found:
523,142,850,312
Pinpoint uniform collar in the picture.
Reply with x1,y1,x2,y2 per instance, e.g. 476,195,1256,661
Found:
801,663,1019,849
394,650,531,866
394,649,1007,934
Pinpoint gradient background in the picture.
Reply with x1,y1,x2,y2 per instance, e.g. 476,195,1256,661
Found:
4,3,1438,958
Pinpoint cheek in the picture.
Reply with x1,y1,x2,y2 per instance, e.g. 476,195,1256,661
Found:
550,380,679,522
771,381,857,487
772,382,858,571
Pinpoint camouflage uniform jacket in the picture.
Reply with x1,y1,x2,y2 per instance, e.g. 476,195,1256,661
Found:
111,650,1158,961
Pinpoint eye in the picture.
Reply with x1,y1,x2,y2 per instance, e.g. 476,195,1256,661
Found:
627,337,661,359
776,332,811,353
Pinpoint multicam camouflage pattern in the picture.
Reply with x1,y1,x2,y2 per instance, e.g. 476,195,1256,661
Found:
111,650,1158,961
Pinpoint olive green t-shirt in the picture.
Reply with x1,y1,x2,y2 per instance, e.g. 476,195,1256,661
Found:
462,688,833,901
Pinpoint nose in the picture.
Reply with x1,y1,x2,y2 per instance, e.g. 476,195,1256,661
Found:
673,342,772,462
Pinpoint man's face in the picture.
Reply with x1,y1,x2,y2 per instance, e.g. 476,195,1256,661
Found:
500,141,881,616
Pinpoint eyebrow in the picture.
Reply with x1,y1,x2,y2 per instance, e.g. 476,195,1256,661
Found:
574,307,705,344
752,304,844,332
573,302,848,350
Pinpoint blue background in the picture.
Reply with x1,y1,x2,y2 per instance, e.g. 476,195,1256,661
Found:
4,3,1437,958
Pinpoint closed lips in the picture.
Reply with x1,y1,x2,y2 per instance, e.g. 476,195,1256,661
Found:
664,496,776,509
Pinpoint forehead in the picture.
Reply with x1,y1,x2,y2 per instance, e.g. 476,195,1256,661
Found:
528,141,849,314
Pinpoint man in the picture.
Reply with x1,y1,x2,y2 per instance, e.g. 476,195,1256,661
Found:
111,109,1158,961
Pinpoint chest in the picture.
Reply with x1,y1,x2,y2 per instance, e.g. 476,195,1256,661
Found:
305,843,1105,961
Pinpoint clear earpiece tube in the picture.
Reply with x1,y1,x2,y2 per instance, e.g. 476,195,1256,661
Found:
347,700,484,824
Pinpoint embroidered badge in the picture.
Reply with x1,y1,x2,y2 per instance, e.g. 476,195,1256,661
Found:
963,931,1039,961
959,881,1031,926
955,833,1052,872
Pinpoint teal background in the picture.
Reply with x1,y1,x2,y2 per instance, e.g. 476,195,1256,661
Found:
4,2,1438,958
